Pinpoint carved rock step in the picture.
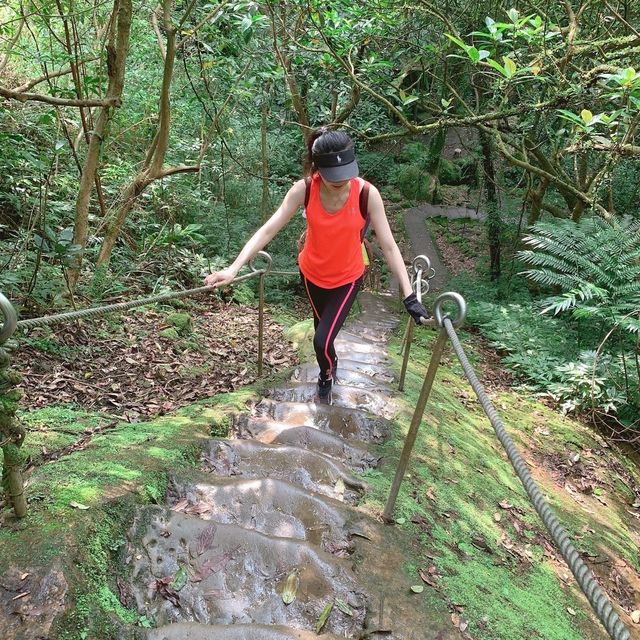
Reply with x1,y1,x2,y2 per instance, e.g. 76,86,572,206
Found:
147,623,343,640
168,475,366,555
333,336,390,359
265,383,397,418
127,507,366,635
336,329,388,345
201,440,365,502
234,415,379,470
291,362,392,389
329,343,391,366
252,399,392,443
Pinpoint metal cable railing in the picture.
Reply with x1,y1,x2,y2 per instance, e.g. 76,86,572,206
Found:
384,259,632,640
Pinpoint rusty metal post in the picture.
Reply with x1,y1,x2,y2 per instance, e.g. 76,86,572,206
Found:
398,319,414,391
0,293,26,518
258,271,265,377
383,328,448,522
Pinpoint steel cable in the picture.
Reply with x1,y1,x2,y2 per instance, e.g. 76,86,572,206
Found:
14,272,262,330
443,317,631,640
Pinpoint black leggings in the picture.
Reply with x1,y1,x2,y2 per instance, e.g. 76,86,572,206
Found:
301,272,364,381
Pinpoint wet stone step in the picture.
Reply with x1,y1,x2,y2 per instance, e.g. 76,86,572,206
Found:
233,415,379,470
167,475,362,556
291,362,392,390
333,337,389,357
335,329,388,345
252,399,392,443
265,383,397,418
147,623,343,640
331,343,391,366
201,440,365,503
127,507,366,635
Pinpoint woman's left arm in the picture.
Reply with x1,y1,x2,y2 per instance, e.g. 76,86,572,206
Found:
367,185,414,298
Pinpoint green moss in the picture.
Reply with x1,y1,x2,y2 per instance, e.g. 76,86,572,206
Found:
158,327,180,340
165,312,192,334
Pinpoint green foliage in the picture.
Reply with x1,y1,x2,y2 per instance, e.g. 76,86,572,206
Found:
399,142,428,164
357,151,396,185
394,165,430,200
518,217,640,334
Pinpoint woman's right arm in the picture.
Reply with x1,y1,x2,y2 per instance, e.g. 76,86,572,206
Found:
204,179,307,287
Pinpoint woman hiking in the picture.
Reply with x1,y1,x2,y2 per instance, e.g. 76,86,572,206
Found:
204,127,429,404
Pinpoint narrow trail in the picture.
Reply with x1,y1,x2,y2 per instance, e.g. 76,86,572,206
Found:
124,292,463,640
402,203,485,292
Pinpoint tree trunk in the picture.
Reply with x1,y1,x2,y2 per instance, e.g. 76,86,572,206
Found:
96,1,177,269
68,0,132,289
260,99,270,223
479,130,502,280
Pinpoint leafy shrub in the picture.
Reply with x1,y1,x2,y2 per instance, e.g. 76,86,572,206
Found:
358,151,396,185
394,165,431,200
518,216,640,335
438,159,462,185
399,142,428,164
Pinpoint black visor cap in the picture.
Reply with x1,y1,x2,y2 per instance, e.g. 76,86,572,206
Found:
313,147,359,182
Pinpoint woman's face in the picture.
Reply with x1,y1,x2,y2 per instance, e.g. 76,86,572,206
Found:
319,175,350,192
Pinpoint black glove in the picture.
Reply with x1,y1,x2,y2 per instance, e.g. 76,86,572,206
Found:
403,293,430,325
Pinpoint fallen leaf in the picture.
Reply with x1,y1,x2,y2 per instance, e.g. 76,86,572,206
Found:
69,501,90,510
567,607,576,616
282,570,299,605
316,602,334,633
498,500,513,509
334,478,345,502
418,568,439,590
197,524,217,555
494,512,502,522
631,610,640,624
335,598,353,616
426,486,436,501
170,566,188,592
410,585,424,593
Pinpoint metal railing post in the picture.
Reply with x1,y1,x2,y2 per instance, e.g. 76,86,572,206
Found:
397,319,414,391
0,293,26,518
384,327,448,522
258,271,265,377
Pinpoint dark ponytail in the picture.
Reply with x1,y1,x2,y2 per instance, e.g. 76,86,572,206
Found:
305,127,354,176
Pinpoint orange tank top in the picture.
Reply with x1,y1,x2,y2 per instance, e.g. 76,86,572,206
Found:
298,175,366,288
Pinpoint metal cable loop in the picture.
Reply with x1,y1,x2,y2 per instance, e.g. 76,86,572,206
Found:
14,271,263,330
0,293,17,345
443,317,631,640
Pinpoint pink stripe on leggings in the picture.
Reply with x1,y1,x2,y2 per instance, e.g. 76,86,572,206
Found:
325,280,356,379
303,276,321,320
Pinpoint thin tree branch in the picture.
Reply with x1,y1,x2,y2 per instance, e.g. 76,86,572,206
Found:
0,85,119,107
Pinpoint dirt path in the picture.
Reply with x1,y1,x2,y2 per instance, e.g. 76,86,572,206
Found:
402,204,485,293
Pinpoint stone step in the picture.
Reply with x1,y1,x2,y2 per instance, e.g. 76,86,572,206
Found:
167,475,367,555
252,399,392,443
234,415,379,470
127,507,366,635
336,329,388,345
264,383,397,418
201,439,365,502
147,623,343,640
291,361,392,389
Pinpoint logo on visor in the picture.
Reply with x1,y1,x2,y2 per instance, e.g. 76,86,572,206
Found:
336,155,342,163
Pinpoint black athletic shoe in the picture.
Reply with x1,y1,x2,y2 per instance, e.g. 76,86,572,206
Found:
315,378,333,405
